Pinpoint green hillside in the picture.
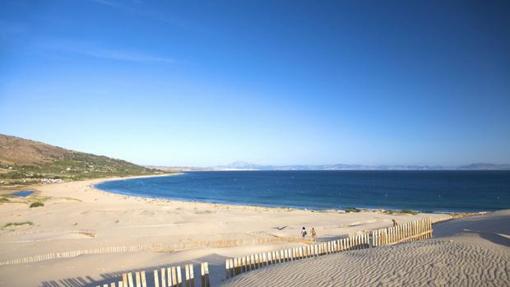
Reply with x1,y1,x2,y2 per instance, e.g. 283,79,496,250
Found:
0,134,161,187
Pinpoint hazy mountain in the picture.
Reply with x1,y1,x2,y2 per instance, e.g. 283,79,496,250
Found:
210,162,510,171
457,163,510,170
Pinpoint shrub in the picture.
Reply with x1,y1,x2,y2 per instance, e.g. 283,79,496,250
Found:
30,201,44,208
345,207,361,213
3,221,33,228
399,209,419,215
383,209,419,215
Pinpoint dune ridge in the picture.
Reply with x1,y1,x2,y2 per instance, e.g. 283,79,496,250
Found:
223,210,510,286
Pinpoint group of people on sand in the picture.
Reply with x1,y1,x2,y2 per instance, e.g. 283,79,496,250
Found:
301,226,316,241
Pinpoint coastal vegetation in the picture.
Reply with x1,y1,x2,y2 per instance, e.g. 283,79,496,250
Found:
383,209,419,215
2,221,33,229
344,207,361,213
29,201,44,208
0,134,162,187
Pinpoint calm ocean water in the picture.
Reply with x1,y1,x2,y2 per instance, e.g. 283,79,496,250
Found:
96,171,510,212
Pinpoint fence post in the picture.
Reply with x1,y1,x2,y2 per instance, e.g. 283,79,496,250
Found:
245,256,250,271
141,271,147,287
176,266,183,287
153,270,159,287
240,257,245,273
128,272,134,287
232,258,238,275
201,262,210,287
239,257,244,273
135,272,141,287
160,268,166,287
167,268,172,287
251,254,256,269
429,217,433,238
171,266,178,287
413,221,417,241
414,220,417,240
186,264,195,287
245,256,250,272
225,259,231,279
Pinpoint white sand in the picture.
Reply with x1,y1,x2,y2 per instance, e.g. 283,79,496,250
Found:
223,210,510,287
0,176,451,286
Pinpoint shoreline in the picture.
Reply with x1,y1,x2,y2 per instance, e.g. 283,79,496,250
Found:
0,175,500,286
91,174,495,215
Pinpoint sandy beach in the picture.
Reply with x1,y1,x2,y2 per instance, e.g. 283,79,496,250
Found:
224,210,510,286
0,176,453,286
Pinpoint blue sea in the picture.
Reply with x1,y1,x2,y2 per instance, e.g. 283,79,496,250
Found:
95,171,510,212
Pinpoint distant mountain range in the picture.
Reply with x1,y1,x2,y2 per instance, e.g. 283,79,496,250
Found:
207,161,510,171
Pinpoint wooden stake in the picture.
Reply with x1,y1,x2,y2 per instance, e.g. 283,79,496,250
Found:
135,272,141,287
153,270,159,287
176,266,182,287
201,262,210,287
160,268,166,287
141,271,147,287
123,273,129,287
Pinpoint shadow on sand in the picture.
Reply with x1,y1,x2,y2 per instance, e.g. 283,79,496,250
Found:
433,211,510,247
41,253,229,287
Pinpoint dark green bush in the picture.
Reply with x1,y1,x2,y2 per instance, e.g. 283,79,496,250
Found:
29,201,44,208
345,207,361,213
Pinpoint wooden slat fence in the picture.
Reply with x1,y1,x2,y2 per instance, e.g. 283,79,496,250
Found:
97,262,209,287
225,217,432,279
1,234,305,267
94,217,432,286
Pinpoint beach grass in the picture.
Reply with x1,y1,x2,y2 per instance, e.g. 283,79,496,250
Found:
29,201,44,208
3,221,33,229
344,207,361,213
383,209,419,215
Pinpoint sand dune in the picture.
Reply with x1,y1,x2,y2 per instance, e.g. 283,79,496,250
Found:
0,177,451,286
222,210,510,287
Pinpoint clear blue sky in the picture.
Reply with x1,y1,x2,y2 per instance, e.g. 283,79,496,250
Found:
1,0,509,166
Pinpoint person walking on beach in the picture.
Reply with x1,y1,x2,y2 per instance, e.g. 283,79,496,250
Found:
301,227,307,239
311,227,317,242
392,219,398,227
